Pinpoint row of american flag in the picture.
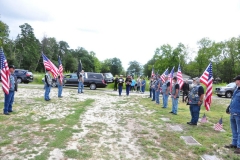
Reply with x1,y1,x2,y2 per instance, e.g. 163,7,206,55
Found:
151,62,213,111
201,113,223,131
0,49,63,94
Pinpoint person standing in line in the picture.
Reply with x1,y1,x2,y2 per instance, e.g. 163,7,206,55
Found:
118,75,124,96
225,75,240,154
131,77,136,92
3,65,17,115
78,70,84,93
113,75,119,91
151,76,157,102
44,69,52,101
149,77,153,98
169,76,179,115
182,80,190,102
141,78,146,94
162,76,170,108
186,77,204,125
155,76,161,105
125,75,132,96
57,75,63,98
136,77,141,92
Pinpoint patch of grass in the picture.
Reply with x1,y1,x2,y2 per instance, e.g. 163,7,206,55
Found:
0,139,12,146
64,149,79,158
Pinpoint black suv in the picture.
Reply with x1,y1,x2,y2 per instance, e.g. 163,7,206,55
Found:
14,69,34,84
64,72,107,90
102,73,114,83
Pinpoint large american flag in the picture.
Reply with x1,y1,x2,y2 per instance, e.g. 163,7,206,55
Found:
169,66,175,92
42,53,59,78
214,117,223,131
58,56,63,83
177,64,184,89
151,66,155,77
200,62,213,111
0,49,10,94
160,68,169,82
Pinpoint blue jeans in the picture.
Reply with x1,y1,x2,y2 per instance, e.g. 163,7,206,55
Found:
44,85,51,100
155,90,160,104
230,115,240,148
4,91,14,113
126,85,131,95
149,88,152,97
141,86,145,93
162,93,169,108
118,85,123,95
78,82,83,93
171,98,179,114
152,89,155,101
58,85,63,97
190,104,201,124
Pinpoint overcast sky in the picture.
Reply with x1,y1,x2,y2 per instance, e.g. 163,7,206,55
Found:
1,0,240,70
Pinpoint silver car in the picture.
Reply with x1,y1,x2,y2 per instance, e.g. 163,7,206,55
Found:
215,82,237,98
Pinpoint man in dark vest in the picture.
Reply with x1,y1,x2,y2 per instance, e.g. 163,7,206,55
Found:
113,75,119,91
182,80,190,102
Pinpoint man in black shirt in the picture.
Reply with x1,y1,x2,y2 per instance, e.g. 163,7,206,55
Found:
182,80,190,102
113,75,119,91
118,75,124,96
125,75,132,96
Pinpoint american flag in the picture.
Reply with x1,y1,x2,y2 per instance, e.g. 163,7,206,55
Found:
42,53,59,78
151,66,155,77
214,117,223,131
160,68,169,82
201,113,207,123
0,49,10,94
169,66,175,91
58,56,63,83
200,62,213,111
177,64,183,89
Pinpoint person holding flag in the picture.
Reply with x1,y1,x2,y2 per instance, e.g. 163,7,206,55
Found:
169,76,179,115
224,75,240,154
186,77,204,125
44,69,52,101
162,76,170,108
57,56,63,98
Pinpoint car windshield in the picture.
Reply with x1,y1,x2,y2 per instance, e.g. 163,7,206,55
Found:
226,82,236,88
105,73,113,78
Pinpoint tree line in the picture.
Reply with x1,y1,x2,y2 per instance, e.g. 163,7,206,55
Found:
1,20,240,83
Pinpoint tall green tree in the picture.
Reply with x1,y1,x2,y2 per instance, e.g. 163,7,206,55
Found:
127,61,142,77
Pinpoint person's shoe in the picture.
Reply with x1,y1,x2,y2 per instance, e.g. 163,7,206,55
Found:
173,113,177,115
8,110,13,112
4,113,10,115
45,99,50,101
234,148,240,154
225,144,237,149
169,111,173,113
188,122,197,125
187,122,191,125
58,96,63,98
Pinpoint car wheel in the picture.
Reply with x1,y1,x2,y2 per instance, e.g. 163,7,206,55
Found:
52,81,57,87
217,95,222,97
17,78,22,83
225,91,232,98
90,83,96,90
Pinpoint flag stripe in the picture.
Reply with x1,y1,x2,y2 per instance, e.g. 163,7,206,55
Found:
160,68,169,82
177,64,183,89
58,56,63,83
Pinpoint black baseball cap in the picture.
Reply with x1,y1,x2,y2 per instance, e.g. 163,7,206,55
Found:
9,65,15,69
233,75,240,81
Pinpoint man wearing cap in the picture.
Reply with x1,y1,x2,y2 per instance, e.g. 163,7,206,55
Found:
187,77,204,125
162,76,170,108
170,76,179,115
3,65,17,115
224,75,240,154
118,75,124,96
125,75,132,96
44,69,52,101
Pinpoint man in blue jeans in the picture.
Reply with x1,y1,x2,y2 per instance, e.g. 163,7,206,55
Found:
3,65,17,115
151,76,157,101
78,70,84,93
57,75,63,98
162,76,170,108
44,69,52,101
186,77,204,124
118,75,124,96
225,75,240,154
169,76,179,115
155,77,161,105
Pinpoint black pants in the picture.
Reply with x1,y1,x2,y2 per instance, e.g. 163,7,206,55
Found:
114,83,118,91
182,91,188,102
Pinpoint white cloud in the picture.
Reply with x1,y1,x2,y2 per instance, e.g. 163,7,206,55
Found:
1,0,240,70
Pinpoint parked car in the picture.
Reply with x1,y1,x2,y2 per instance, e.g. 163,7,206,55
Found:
102,73,114,83
215,82,237,98
64,72,107,90
14,69,33,84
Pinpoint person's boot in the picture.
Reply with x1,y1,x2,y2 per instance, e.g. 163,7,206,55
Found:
234,148,240,154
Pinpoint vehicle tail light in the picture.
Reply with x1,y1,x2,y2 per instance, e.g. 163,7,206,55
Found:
102,80,106,84
26,73,30,76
